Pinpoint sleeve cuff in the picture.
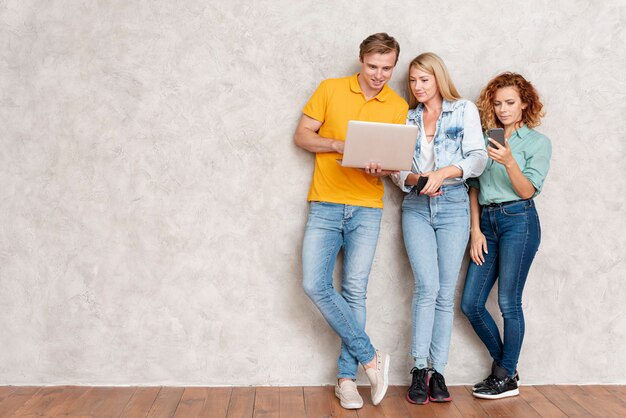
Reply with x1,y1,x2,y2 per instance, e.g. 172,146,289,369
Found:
453,163,468,180
391,171,414,193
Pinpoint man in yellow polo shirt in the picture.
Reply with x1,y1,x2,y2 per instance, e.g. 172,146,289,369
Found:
294,33,408,409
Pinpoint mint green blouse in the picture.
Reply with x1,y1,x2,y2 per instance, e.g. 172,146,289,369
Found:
467,125,552,205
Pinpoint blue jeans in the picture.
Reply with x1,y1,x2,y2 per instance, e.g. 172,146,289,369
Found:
302,202,381,379
402,184,470,373
461,199,541,376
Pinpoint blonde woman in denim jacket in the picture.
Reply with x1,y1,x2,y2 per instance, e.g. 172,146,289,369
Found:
391,52,487,405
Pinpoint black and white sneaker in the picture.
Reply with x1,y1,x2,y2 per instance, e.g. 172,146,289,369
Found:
473,375,519,399
473,370,520,392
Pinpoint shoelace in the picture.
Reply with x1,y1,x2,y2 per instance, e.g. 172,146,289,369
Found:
480,374,498,388
409,367,429,392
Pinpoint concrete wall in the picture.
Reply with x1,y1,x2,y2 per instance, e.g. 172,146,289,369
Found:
1,0,624,385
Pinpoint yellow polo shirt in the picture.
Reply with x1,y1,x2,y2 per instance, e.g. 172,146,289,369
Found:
303,74,409,208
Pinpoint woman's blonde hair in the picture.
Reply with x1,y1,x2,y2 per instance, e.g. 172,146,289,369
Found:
476,72,545,131
407,52,461,108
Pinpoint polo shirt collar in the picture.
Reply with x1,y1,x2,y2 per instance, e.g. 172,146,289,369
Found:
351,73,390,102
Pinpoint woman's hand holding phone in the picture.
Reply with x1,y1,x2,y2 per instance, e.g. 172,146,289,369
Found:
487,137,515,168
487,128,515,167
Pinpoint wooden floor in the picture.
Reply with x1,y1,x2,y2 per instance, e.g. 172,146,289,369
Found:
1,385,625,417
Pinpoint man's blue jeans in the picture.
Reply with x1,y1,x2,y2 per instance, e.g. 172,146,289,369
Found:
302,202,380,379
461,199,541,376
402,184,470,373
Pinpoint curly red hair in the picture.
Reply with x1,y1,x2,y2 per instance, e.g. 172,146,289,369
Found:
476,72,545,132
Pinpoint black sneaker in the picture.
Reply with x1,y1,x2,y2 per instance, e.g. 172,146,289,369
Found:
429,370,451,402
473,365,520,391
406,367,429,404
473,375,519,399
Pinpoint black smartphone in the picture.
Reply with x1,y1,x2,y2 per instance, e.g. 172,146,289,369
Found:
414,176,440,194
415,176,428,194
487,128,505,147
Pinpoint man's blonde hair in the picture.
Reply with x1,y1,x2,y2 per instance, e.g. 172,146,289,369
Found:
359,33,400,65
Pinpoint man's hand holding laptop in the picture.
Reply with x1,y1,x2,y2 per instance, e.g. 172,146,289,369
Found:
361,162,399,178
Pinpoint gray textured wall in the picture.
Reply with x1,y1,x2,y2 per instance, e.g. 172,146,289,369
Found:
1,0,624,386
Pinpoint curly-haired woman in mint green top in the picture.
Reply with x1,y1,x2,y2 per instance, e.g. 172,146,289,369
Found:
462,72,552,401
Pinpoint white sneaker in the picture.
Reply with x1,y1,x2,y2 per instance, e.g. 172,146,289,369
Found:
334,380,363,409
365,350,390,405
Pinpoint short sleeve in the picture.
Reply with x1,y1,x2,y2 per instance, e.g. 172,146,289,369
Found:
302,80,328,123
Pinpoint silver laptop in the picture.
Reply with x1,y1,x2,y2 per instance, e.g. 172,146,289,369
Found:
338,120,418,171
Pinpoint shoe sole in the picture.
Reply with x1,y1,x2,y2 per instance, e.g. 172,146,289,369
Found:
429,395,452,402
338,400,363,409
334,388,363,409
406,392,429,405
473,388,520,400
371,353,390,406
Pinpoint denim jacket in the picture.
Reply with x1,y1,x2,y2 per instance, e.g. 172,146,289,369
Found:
392,99,487,193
